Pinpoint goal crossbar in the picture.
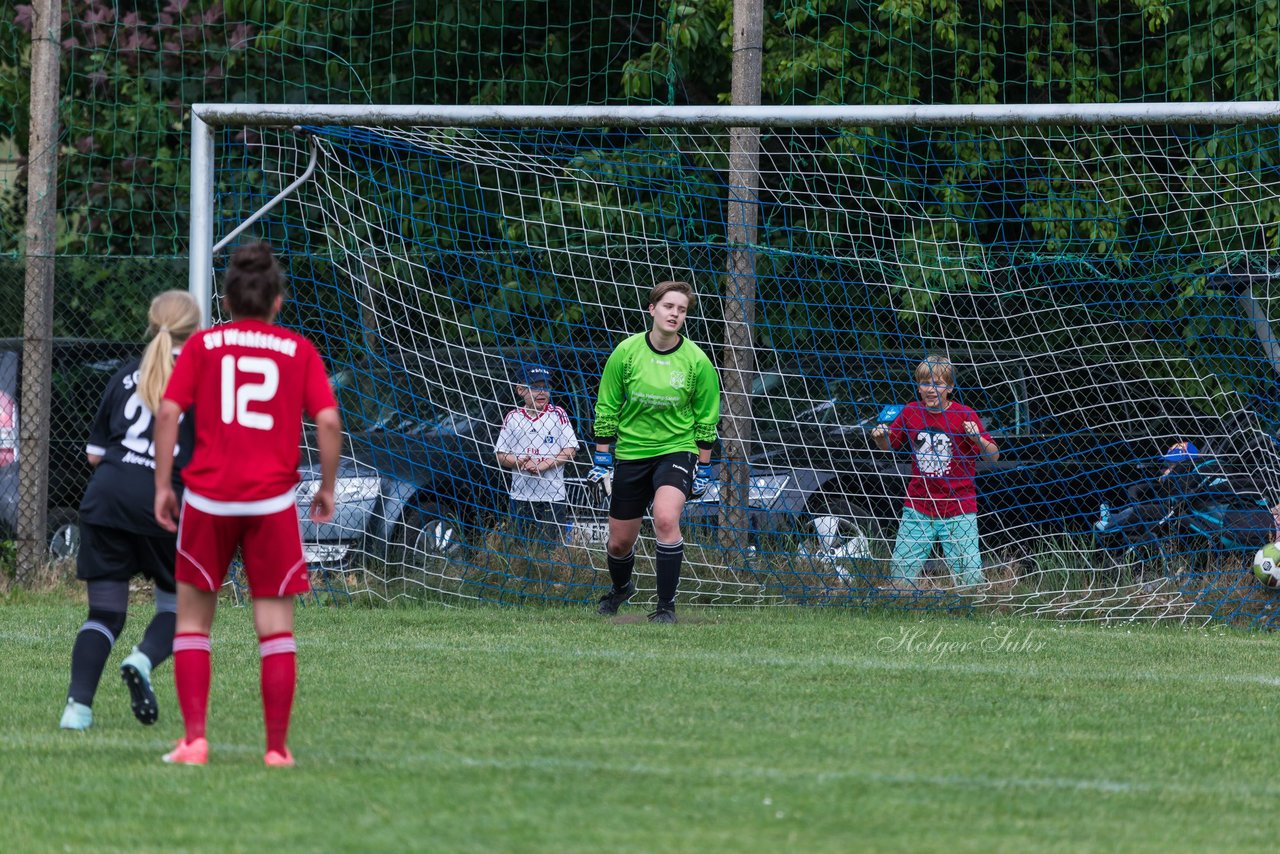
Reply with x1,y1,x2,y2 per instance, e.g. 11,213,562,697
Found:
192,101,1280,129
189,101,1280,314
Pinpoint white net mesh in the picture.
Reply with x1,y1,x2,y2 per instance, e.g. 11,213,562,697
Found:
208,118,1280,624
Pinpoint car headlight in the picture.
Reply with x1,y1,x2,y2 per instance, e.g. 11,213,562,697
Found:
296,476,382,504
692,475,788,509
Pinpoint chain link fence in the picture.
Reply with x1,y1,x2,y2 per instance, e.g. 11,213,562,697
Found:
1,257,185,579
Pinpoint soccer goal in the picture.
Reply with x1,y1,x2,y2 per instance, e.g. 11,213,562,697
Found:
191,102,1280,624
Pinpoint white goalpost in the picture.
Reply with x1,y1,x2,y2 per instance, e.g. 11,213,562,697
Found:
191,102,1280,625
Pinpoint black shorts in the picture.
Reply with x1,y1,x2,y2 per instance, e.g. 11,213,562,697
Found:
76,522,177,593
609,451,697,521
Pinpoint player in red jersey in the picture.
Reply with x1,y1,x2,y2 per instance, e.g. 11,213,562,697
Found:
153,241,342,767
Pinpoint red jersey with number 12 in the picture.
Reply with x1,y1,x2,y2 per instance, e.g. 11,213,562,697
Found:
164,319,337,502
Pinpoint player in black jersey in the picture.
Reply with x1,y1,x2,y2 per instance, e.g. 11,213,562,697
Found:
59,290,200,731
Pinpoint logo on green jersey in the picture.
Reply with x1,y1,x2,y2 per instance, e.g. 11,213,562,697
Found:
669,370,685,389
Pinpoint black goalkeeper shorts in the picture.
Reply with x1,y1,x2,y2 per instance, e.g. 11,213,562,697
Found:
608,451,696,521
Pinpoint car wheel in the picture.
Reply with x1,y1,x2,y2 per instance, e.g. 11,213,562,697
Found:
397,503,463,558
48,509,80,560
809,495,883,560
1095,535,1172,584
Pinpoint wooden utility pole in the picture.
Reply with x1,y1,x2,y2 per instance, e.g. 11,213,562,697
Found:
719,0,763,554
17,0,61,581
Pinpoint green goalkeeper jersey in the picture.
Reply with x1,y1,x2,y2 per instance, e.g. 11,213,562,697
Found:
594,332,721,460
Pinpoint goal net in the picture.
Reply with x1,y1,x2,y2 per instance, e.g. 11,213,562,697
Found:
194,104,1280,625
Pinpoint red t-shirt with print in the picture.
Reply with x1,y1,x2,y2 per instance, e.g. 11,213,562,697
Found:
887,400,992,518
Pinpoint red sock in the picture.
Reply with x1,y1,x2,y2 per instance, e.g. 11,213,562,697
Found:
172,632,212,742
259,632,297,754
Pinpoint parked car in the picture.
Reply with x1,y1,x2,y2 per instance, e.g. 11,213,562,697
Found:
295,342,1221,568
682,349,1220,561
295,344,611,566
0,338,139,556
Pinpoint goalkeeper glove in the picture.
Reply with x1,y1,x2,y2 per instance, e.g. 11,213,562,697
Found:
691,463,714,497
587,450,614,484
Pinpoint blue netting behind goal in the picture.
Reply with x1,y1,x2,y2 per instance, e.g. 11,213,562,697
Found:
206,120,1280,625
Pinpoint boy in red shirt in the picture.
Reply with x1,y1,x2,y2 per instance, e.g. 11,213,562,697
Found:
871,355,999,588
153,241,342,767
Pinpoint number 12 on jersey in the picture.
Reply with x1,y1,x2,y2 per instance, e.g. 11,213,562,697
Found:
221,355,279,431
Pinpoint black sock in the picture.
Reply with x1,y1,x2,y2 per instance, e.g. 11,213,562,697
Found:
67,615,121,706
137,610,176,668
607,548,635,590
655,539,684,607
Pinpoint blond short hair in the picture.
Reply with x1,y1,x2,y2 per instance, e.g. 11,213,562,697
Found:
914,354,955,387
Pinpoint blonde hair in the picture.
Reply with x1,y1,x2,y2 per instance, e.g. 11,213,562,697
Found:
649,280,695,309
914,354,955,387
138,290,202,414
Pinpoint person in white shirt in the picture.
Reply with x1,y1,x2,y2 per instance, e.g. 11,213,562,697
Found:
494,364,579,545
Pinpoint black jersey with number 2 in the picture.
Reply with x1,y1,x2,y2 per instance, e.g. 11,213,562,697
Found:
78,355,195,536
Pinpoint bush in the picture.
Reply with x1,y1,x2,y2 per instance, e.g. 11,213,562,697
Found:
0,255,185,339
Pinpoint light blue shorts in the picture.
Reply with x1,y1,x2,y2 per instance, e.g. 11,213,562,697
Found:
889,506,984,587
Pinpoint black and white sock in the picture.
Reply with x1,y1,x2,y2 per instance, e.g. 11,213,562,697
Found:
606,547,635,590
67,614,120,706
655,538,684,607
68,580,132,705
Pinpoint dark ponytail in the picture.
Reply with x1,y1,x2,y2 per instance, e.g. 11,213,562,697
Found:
225,241,287,319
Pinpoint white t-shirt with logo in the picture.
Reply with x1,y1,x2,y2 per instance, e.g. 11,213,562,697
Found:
494,405,580,502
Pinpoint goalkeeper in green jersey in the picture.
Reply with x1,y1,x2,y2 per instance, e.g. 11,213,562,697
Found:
589,281,721,623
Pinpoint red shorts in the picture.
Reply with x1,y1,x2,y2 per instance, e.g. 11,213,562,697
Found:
175,494,309,598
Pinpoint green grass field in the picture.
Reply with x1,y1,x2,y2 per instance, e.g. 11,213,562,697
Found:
4,593,1280,852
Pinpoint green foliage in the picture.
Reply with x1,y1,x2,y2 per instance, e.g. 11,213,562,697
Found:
4,0,1280,354
0,11,23,129
0,255,183,339
620,0,731,103
2,1,670,257
614,0,1280,323
4,0,256,256
224,0,664,107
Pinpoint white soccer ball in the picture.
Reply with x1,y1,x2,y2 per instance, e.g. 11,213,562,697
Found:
1252,543,1280,588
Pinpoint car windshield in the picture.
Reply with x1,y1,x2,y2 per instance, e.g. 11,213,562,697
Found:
747,358,1019,439
750,370,839,439
331,351,524,437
